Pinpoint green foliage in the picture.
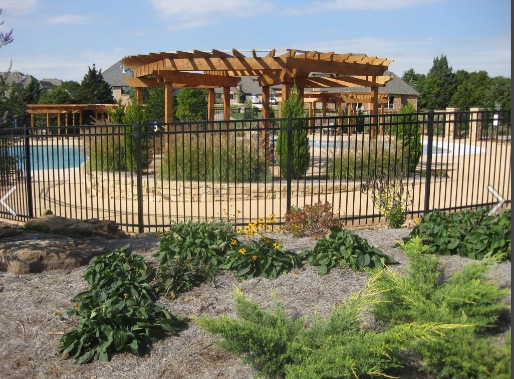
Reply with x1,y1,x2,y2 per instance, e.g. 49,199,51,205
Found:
402,68,426,94
419,54,456,110
199,277,470,379
121,101,147,124
159,127,272,183
449,71,491,111
58,245,188,363
405,208,511,261
275,85,310,179
61,80,81,92
327,137,409,180
38,85,74,104
145,87,178,120
153,219,236,297
20,77,42,105
389,102,422,173
362,169,412,229
106,98,125,124
300,226,398,275
372,237,511,378
223,237,301,280
76,64,115,105
282,201,345,238
482,76,511,110
175,88,207,120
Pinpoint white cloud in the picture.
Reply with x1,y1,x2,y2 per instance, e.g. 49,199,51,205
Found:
1,0,39,16
45,14,95,25
303,0,443,13
0,48,129,82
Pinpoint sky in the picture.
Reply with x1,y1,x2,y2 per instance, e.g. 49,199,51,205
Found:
0,0,511,83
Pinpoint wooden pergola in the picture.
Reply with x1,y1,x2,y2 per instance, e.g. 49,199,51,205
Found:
120,49,394,138
26,104,119,134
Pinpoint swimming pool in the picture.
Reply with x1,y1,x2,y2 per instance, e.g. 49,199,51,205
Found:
7,145,86,170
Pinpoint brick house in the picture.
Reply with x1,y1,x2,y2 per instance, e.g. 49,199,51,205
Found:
102,60,136,105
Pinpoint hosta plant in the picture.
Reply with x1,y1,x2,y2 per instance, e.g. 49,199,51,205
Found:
58,247,188,363
406,207,511,261
301,226,398,275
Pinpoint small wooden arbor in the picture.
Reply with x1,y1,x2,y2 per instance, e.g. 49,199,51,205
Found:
120,49,394,137
26,104,119,133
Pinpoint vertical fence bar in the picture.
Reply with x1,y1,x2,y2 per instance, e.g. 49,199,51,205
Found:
24,125,34,218
135,122,144,234
286,115,292,213
424,110,434,215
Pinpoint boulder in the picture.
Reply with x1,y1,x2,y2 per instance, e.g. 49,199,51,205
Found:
25,215,128,239
0,232,106,274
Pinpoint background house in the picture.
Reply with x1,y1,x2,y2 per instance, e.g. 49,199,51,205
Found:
102,60,135,105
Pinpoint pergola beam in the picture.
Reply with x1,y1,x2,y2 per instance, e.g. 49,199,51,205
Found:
286,57,389,76
154,70,241,87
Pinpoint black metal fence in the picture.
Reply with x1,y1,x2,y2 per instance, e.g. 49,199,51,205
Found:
0,110,510,233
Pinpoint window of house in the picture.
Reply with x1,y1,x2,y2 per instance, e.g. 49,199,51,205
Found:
385,95,394,109
121,86,131,95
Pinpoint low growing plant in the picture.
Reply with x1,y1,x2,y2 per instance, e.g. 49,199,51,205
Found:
371,237,511,378
282,201,345,239
300,226,398,275
223,217,301,280
154,219,237,297
405,207,511,261
58,246,188,363
198,275,470,379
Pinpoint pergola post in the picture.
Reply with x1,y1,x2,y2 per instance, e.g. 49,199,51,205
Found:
322,100,327,126
207,88,215,126
261,85,271,160
380,103,385,135
136,88,144,105
308,102,314,133
223,87,230,121
165,83,173,125
57,113,61,135
65,111,69,135
279,82,291,117
337,101,343,126
46,113,49,130
80,112,83,126
370,83,379,138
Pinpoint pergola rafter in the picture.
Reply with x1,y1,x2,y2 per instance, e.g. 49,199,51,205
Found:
120,48,394,137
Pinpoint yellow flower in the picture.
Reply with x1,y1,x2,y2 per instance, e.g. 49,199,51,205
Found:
236,228,242,234
294,225,300,228
239,248,246,254
157,234,163,238
82,295,86,299
53,312,62,317
124,293,129,297
237,210,241,213
270,213,276,217
252,255,257,260
75,303,80,307
248,222,256,227
414,217,421,223
258,219,265,223
273,242,280,249
264,239,270,243
231,240,238,245
222,209,226,212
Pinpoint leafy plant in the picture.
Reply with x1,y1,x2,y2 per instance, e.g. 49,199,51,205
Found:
153,219,237,297
282,201,345,239
58,246,188,363
362,168,412,228
275,85,310,179
198,277,470,379
223,236,301,280
300,226,398,275
406,207,511,261
388,102,422,173
371,237,511,378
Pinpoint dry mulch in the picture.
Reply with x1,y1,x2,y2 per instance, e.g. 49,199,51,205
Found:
0,227,510,379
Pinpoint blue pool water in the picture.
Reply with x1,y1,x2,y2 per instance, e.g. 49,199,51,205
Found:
7,145,86,170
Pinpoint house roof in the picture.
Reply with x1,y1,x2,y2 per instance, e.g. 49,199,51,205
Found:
214,76,280,96
1,71,37,89
39,78,63,92
102,60,134,87
305,71,419,96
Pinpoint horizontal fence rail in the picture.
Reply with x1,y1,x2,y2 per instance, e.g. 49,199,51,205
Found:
0,110,510,233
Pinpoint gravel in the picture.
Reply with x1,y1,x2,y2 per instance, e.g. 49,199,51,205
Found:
0,227,510,379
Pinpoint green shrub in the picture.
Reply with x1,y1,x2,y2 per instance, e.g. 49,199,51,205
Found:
327,137,409,180
372,237,511,378
58,245,187,363
282,201,345,239
300,226,398,275
198,276,470,379
406,207,511,261
159,126,272,183
222,237,301,280
275,85,310,179
175,88,207,120
386,103,422,173
153,219,237,297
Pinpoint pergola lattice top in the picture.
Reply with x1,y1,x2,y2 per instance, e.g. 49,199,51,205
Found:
120,49,393,89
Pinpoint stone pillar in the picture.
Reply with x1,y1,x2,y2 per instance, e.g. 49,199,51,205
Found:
469,107,484,141
445,107,460,140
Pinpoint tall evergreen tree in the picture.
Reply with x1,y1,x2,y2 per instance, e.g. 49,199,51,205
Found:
482,76,511,110
76,64,115,104
419,55,456,110
401,68,426,94
145,87,177,120
175,88,207,120
21,77,42,105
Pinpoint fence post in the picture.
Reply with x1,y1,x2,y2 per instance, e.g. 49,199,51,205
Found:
135,122,144,234
424,110,434,215
24,125,34,218
286,115,292,213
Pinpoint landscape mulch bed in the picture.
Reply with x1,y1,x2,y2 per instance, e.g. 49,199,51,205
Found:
0,228,510,379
